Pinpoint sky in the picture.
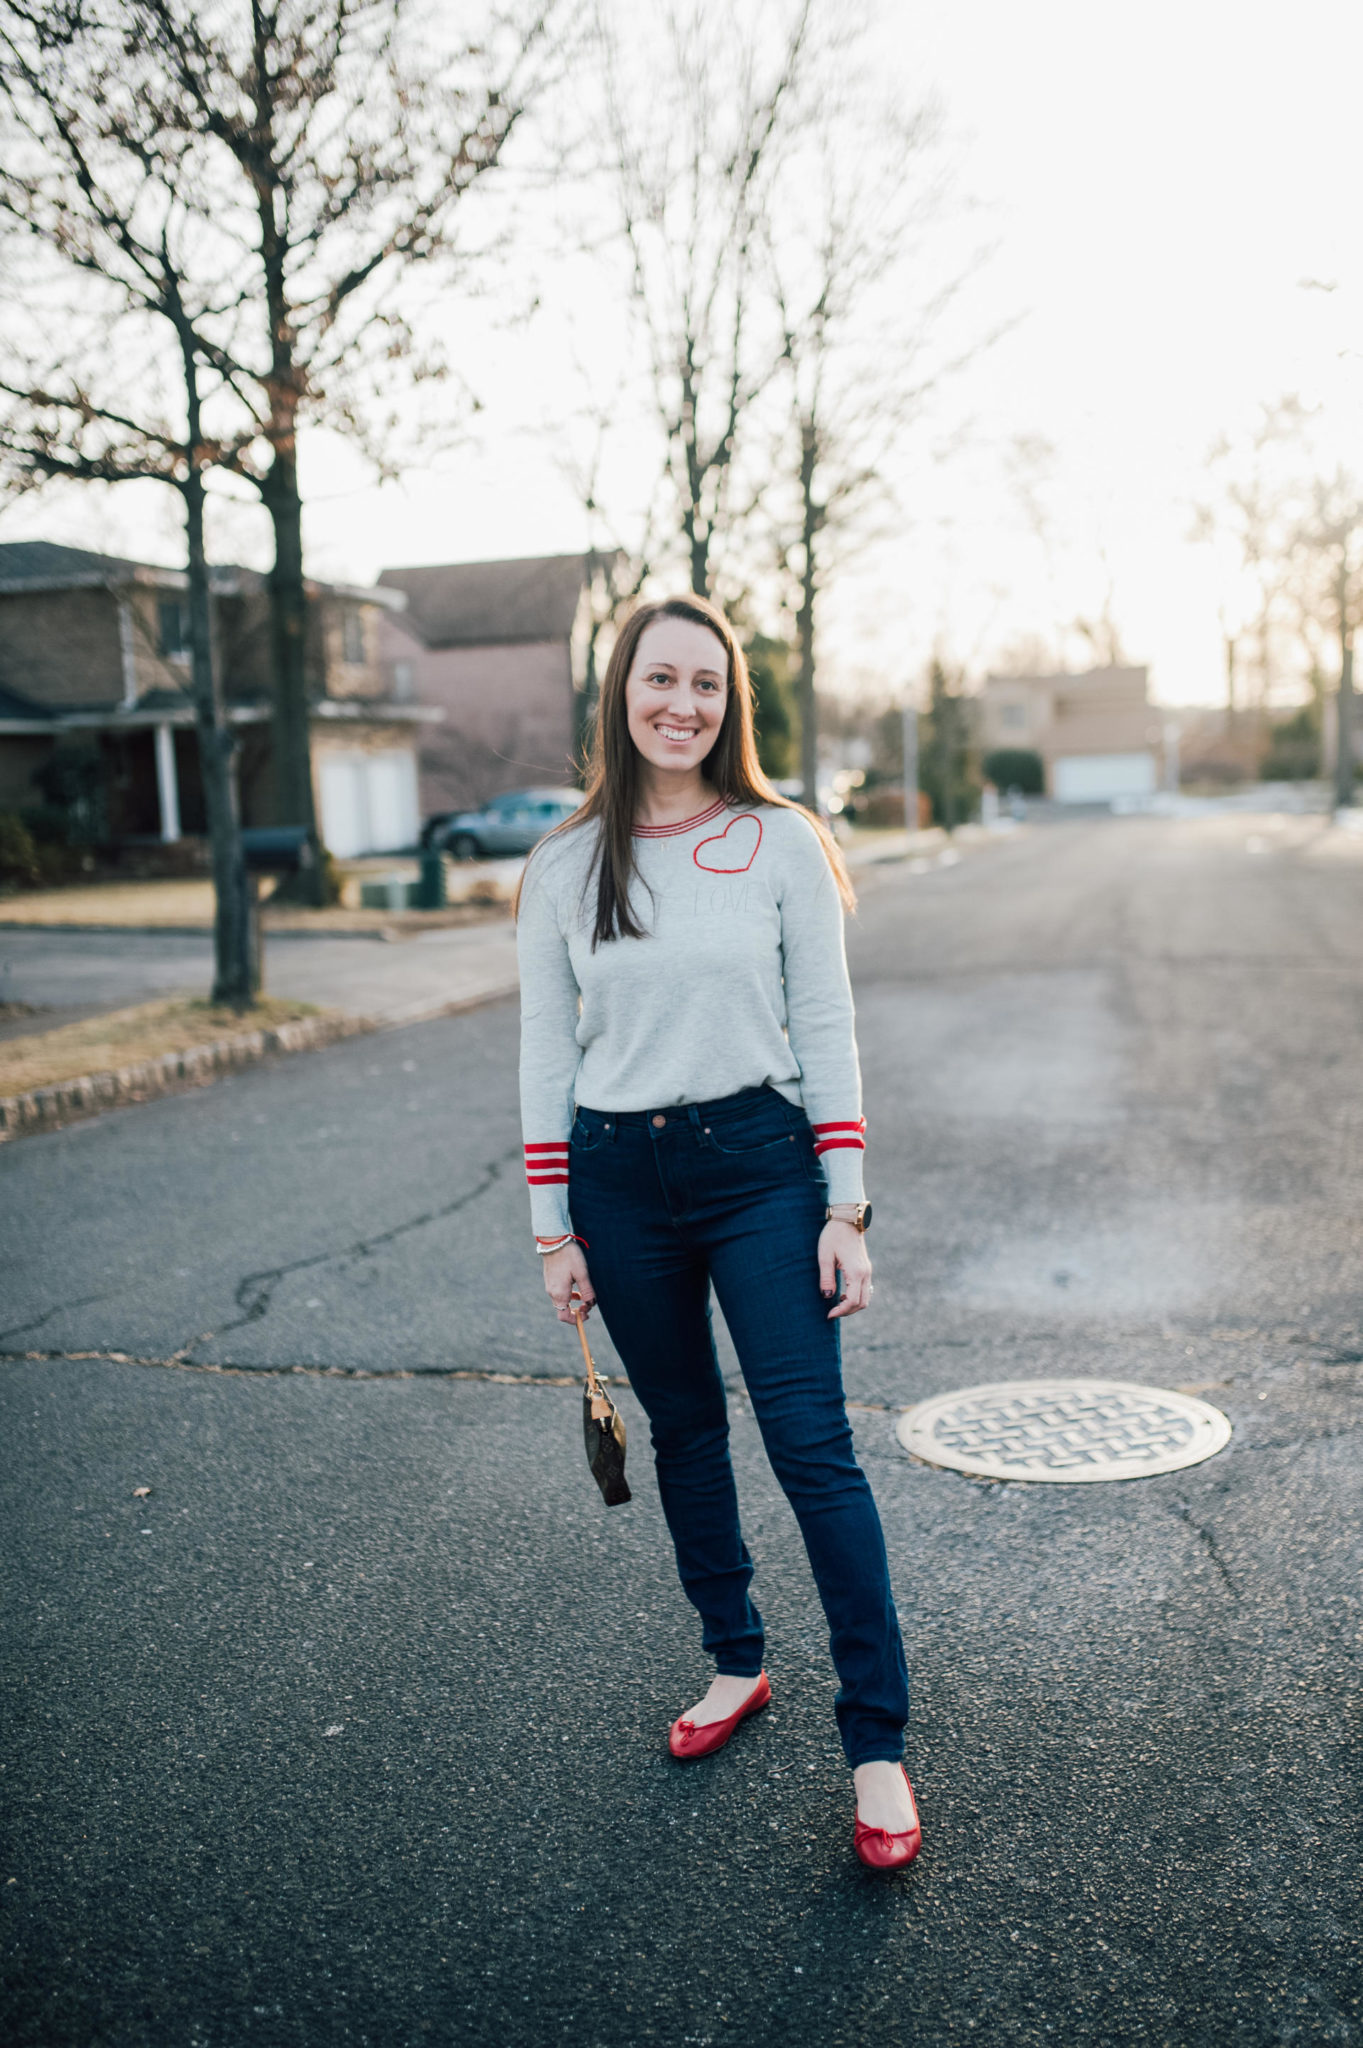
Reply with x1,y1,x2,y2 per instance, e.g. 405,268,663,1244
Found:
6,0,1363,707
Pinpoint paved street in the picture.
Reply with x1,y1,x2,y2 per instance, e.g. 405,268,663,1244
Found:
2,812,1361,2046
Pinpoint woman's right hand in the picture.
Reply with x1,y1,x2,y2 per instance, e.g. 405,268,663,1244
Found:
542,1241,596,1324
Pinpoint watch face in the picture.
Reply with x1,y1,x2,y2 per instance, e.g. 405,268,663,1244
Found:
861,1203,873,1231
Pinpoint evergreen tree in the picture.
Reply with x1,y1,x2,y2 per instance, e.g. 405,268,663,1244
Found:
919,659,977,829
745,635,798,781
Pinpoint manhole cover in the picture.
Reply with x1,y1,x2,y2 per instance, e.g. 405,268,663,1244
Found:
895,1378,1232,1483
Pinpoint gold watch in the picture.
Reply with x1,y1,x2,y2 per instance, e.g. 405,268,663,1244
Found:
826,1202,873,1232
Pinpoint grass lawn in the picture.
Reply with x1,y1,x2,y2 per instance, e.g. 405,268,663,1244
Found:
0,995,320,1097
0,875,510,931
0,879,222,926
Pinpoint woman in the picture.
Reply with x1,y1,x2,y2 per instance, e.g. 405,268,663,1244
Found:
515,594,919,1870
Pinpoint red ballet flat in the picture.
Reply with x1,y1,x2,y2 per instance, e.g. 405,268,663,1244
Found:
853,1767,922,1870
668,1672,771,1760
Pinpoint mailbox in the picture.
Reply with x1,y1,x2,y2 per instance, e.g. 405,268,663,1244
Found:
240,826,315,875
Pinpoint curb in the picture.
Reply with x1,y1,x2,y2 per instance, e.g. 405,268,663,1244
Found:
0,1012,371,1143
0,979,521,1144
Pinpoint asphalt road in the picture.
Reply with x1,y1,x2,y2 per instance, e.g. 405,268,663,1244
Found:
2,812,1361,2047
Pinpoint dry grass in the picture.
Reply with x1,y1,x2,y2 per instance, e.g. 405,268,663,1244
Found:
0,879,219,926
0,995,320,1097
0,877,509,931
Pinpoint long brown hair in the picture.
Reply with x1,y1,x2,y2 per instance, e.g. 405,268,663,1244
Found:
515,593,854,945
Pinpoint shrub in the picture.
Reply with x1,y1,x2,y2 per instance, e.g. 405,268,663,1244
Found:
31,738,108,843
0,811,40,886
856,789,906,829
745,634,798,780
317,847,343,906
1260,706,1320,782
918,660,980,828
982,747,1045,795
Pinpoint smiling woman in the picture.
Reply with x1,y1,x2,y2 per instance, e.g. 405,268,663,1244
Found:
511,593,921,1870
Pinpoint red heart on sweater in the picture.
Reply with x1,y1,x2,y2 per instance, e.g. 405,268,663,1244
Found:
694,812,763,873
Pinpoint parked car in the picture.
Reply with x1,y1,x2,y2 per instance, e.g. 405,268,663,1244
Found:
428,787,585,860
417,810,457,850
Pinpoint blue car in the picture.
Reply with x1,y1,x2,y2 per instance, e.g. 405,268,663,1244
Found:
427,787,585,860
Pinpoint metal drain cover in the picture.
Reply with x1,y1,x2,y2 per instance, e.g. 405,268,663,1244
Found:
896,1378,1232,1483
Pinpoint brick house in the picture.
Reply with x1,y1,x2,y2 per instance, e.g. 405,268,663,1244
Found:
376,554,600,816
0,541,438,856
979,665,1163,803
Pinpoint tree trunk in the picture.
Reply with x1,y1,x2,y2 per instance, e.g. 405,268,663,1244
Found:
797,422,819,811
177,329,256,1008
251,64,324,905
689,526,710,597
261,447,324,904
680,483,710,596
182,467,256,1007
901,699,919,831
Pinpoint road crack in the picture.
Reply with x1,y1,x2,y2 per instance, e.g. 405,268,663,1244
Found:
0,1347,628,1388
175,1152,514,1358
0,1291,112,1343
1170,1495,1240,1599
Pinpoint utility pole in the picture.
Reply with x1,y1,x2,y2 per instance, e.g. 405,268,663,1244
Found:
1336,597,1356,812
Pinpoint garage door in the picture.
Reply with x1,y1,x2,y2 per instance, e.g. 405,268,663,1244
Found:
1052,753,1156,804
317,750,420,856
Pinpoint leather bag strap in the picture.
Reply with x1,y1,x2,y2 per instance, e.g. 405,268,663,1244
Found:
574,1309,613,1420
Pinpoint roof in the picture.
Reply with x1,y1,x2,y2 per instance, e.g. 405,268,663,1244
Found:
377,554,591,649
0,541,150,593
0,540,402,606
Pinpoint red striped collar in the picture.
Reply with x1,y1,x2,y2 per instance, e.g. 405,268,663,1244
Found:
633,796,729,839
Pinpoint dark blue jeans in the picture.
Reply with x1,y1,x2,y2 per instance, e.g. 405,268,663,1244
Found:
568,1084,908,1767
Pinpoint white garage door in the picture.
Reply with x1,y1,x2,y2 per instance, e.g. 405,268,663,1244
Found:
1052,753,1157,804
317,750,420,856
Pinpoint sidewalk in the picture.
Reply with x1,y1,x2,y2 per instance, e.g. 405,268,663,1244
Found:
264,919,519,1024
0,918,520,1031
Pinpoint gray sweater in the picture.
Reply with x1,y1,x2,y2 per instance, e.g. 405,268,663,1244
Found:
516,797,866,1240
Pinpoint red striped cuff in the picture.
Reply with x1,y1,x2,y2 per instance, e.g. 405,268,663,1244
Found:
525,1141,569,1186
811,1118,866,1158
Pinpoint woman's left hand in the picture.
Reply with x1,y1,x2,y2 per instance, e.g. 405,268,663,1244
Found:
818,1221,873,1319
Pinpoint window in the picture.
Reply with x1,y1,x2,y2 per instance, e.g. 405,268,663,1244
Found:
391,658,414,702
999,703,1027,732
341,606,366,665
158,597,190,659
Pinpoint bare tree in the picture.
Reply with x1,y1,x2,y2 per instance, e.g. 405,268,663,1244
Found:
552,399,665,758
0,10,260,1000
1194,395,1363,800
1071,541,1128,669
1192,397,1309,738
765,69,988,806
597,0,811,601
1292,469,1363,808
3,1,572,897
